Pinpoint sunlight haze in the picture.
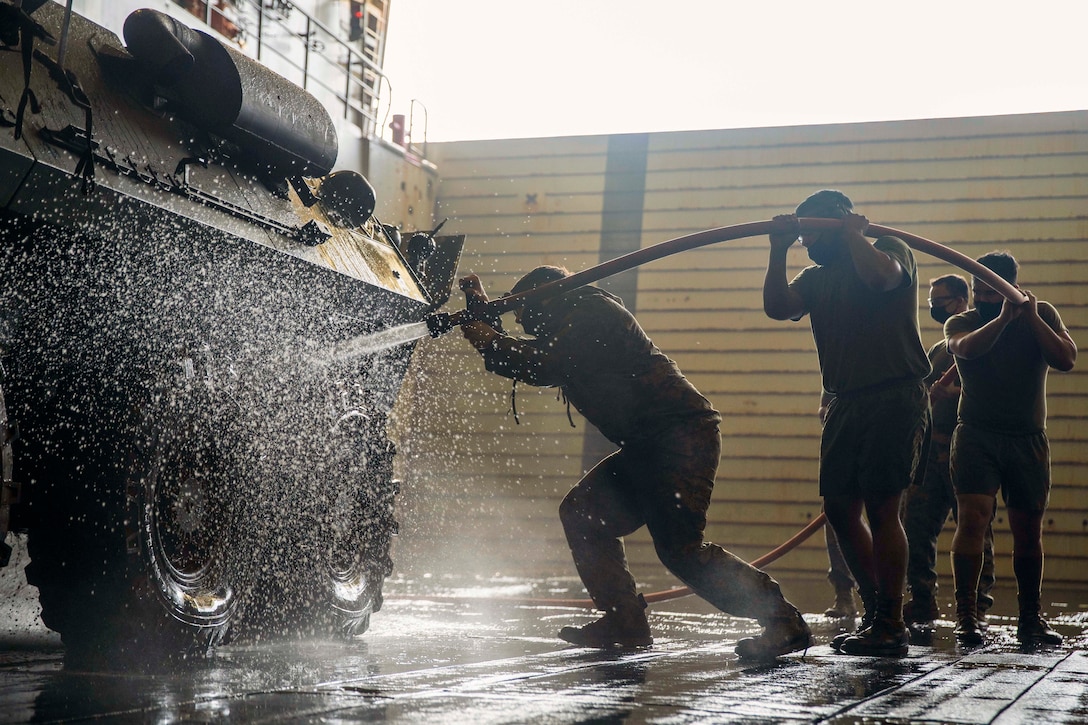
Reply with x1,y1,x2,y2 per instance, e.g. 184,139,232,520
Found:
382,0,1088,142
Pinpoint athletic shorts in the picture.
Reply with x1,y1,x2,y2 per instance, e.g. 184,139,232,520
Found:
949,423,1051,512
819,381,929,499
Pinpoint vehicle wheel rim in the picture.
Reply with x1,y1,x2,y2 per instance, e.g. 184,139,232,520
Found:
133,408,235,628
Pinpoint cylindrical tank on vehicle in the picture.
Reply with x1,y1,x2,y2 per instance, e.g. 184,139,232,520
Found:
123,8,337,177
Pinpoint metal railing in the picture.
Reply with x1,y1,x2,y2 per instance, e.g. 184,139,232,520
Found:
407,98,428,159
174,0,391,140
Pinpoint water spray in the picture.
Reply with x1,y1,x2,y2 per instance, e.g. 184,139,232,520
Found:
424,217,1026,339
316,320,433,366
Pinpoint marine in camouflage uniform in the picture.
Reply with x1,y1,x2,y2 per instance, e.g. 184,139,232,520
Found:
458,267,811,660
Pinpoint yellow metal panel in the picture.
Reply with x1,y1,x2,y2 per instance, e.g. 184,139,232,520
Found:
395,111,1088,591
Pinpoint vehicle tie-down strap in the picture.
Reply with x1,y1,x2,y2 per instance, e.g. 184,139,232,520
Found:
10,8,47,140
0,5,53,134
34,47,95,192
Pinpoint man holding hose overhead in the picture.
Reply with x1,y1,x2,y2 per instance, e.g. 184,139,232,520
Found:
762,189,931,657
946,251,1076,646
458,266,812,660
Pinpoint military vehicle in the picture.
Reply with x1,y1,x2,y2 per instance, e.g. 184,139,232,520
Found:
0,1,462,662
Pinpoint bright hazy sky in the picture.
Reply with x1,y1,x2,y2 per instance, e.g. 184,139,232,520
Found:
382,0,1088,142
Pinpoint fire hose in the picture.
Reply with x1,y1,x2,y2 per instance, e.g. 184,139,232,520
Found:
417,217,1026,608
425,217,1026,336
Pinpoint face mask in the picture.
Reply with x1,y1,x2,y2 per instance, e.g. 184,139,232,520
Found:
930,306,954,324
976,300,1003,323
806,238,842,265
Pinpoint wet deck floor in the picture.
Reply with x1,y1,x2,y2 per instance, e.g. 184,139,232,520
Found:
2,572,1087,724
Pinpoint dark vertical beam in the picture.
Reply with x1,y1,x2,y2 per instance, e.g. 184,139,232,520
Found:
596,133,649,307
581,133,649,475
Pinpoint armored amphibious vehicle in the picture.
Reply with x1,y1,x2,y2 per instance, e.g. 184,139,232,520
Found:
0,1,462,662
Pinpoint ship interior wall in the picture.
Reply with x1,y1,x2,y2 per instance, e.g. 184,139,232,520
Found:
390,111,1088,606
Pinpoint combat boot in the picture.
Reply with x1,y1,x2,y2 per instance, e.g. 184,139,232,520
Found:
831,587,875,652
558,596,652,649
903,595,939,645
977,590,995,629
952,552,986,646
1017,598,1062,647
953,592,985,646
838,597,909,657
735,609,812,661
823,587,857,619
906,619,935,646
902,594,938,624
1016,614,1062,646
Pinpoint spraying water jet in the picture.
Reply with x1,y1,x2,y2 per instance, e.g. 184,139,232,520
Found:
313,322,433,367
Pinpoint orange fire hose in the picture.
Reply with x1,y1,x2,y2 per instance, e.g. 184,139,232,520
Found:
517,217,1026,309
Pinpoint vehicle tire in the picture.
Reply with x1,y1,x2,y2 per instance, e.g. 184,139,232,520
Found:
122,365,238,652
320,409,398,636
226,396,399,641
23,356,237,664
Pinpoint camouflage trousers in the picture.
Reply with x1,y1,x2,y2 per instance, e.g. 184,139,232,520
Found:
904,436,996,613
559,417,797,624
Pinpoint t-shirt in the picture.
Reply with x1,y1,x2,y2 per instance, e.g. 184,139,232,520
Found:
926,340,959,435
789,236,931,395
945,302,1067,434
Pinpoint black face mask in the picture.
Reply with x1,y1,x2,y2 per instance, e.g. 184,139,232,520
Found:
976,300,1003,323
806,238,842,265
930,306,954,324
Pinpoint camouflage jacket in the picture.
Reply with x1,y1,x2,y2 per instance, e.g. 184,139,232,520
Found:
479,287,720,446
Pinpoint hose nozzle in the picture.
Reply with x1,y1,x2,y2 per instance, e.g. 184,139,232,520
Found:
425,310,459,338
426,307,488,337
424,294,508,338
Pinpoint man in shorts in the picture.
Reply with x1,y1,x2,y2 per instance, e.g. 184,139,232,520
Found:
901,274,996,643
763,189,930,657
946,251,1076,646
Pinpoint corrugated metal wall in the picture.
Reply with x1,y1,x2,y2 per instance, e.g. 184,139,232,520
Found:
390,111,1087,594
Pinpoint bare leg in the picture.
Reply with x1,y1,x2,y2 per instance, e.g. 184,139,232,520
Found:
822,495,877,605
833,491,911,657
950,492,993,644
1007,506,1061,644
864,491,908,604
824,522,857,617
